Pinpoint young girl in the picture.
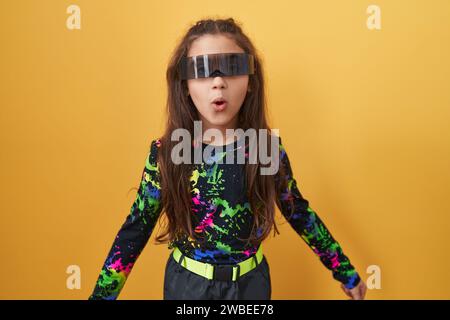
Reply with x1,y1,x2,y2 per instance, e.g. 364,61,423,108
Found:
89,18,367,300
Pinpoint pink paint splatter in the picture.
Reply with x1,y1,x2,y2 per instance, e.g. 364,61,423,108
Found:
108,258,134,276
195,209,216,233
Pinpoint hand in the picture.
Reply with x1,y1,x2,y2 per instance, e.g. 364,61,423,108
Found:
341,280,367,300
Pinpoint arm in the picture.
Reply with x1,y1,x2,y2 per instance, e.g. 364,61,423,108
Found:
275,136,361,290
88,139,163,300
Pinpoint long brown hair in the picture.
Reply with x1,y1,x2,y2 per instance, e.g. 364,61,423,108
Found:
154,17,292,248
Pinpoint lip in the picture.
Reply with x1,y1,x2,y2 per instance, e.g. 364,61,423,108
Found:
211,96,228,112
211,96,227,104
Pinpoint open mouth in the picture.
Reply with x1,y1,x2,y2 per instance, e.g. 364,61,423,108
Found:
212,99,227,111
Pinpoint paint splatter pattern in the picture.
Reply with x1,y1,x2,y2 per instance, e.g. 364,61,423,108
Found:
89,136,360,299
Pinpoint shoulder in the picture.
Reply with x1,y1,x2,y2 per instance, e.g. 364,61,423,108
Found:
148,137,162,164
269,132,286,158
268,131,283,145
150,137,162,150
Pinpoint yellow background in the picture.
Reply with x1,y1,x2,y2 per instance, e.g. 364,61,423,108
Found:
1,0,449,299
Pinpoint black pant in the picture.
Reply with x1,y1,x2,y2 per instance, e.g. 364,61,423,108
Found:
163,253,272,300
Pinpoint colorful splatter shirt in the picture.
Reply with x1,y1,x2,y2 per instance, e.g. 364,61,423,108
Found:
89,136,361,299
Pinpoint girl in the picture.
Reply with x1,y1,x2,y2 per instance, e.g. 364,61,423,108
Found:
89,18,367,300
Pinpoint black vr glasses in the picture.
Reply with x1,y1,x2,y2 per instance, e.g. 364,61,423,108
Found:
178,52,255,80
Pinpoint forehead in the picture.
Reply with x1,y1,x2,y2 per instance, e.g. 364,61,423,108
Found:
187,34,245,57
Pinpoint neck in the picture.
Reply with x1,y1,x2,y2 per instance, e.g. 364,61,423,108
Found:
200,115,239,146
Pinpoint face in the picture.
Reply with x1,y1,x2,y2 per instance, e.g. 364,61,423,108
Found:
186,34,249,135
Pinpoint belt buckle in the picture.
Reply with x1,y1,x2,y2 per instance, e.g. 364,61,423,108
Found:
213,264,235,281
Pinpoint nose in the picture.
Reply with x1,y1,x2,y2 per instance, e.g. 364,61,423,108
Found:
211,72,227,89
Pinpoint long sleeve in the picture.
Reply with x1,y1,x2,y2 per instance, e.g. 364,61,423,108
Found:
275,137,361,289
89,139,163,300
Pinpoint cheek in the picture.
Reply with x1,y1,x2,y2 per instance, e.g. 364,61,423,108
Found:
234,75,249,91
230,78,249,102
187,82,208,108
238,76,249,90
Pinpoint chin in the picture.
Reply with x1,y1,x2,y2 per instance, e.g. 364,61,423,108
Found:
204,117,234,126
200,111,235,125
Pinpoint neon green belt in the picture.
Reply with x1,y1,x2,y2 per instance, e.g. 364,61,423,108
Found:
172,245,263,281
